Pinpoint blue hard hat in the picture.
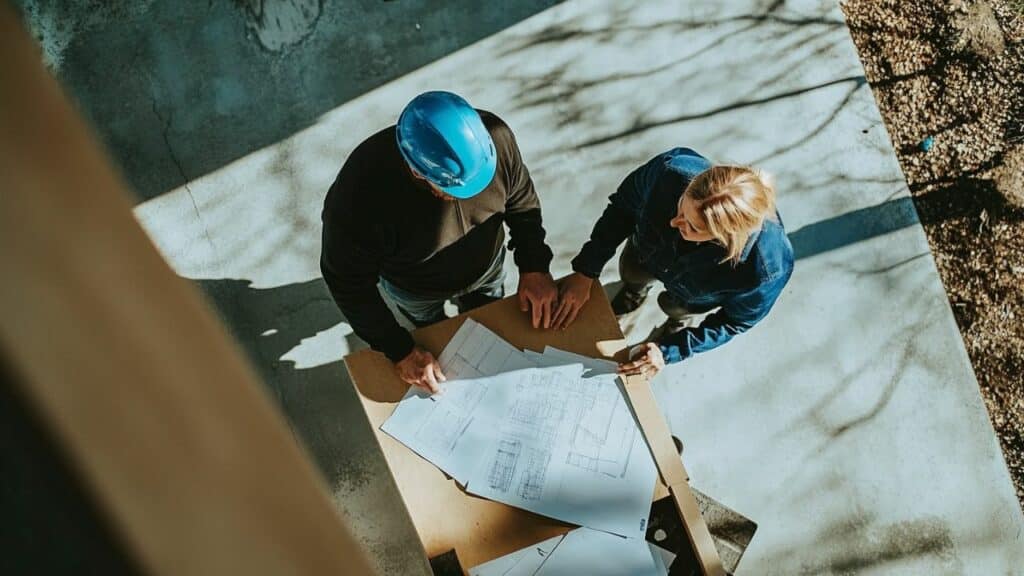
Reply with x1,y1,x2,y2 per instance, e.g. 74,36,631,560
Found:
396,91,497,199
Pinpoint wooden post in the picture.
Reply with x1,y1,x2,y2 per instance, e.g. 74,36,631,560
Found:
621,374,726,576
0,5,378,575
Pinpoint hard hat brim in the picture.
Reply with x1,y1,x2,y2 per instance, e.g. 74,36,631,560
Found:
437,151,497,199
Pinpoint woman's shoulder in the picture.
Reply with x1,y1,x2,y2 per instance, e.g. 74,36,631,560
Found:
752,217,794,282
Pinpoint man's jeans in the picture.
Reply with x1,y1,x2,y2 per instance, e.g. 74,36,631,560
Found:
380,248,507,328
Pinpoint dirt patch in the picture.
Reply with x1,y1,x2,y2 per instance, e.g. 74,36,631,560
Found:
953,0,1007,59
842,0,1024,507
995,144,1024,207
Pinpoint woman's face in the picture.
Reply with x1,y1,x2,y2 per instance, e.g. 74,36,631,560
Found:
671,194,716,243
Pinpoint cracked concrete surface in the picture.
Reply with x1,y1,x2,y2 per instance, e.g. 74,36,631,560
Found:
149,98,216,251
238,0,322,52
22,0,1024,574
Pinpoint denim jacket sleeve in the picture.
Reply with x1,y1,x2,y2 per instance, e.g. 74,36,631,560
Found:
657,271,789,363
570,153,667,278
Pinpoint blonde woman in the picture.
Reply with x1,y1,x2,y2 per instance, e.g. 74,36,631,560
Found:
553,147,794,378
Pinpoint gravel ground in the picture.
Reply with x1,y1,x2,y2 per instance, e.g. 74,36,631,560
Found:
842,0,1024,506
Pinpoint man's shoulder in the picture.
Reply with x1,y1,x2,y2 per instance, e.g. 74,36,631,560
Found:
329,126,398,197
324,127,399,231
477,109,509,131
477,109,518,150
344,126,398,178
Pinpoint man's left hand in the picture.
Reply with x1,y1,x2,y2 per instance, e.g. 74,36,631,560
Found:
617,342,666,379
518,272,558,329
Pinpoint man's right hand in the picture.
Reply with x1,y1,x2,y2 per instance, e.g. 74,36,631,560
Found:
395,346,447,394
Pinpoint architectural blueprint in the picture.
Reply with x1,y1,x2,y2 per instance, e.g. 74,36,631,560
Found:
532,528,668,576
379,319,537,483
467,533,563,576
464,369,657,537
381,318,657,537
468,528,671,576
524,346,618,377
438,318,536,379
379,370,494,483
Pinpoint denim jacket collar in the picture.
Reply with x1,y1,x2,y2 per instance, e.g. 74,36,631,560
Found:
739,226,761,263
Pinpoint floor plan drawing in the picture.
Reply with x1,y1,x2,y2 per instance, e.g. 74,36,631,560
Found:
381,321,657,538
438,318,535,380
381,319,537,483
564,375,638,479
380,374,494,483
487,438,521,493
468,528,673,576
465,367,657,538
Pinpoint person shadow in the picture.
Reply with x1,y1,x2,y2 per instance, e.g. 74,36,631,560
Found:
192,277,398,508
191,276,429,569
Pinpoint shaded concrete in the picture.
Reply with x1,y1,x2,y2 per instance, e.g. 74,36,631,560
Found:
13,0,561,201
28,0,1024,573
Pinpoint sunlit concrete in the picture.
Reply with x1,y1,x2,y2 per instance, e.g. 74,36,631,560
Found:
126,0,1024,573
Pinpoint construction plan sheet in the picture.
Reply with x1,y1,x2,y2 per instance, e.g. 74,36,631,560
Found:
380,319,658,538
463,367,655,537
379,320,536,483
468,527,672,576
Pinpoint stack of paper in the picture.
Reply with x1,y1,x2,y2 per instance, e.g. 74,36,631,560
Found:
380,319,659,540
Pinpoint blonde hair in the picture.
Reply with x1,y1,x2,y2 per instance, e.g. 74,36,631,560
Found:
685,165,776,264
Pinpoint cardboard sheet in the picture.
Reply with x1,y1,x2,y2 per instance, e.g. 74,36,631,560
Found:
344,283,635,568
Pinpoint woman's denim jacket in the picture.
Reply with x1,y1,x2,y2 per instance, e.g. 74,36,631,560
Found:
571,148,794,363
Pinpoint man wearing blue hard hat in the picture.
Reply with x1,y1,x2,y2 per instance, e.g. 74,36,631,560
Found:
321,91,558,393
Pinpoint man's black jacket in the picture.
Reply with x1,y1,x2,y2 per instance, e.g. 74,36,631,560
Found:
320,111,552,362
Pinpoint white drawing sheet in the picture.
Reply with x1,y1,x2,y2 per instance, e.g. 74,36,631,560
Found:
464,369,657,537
532,528,666,576
438,318,537,379
524,346,618,377
468,528,671,576
381,318,657,538
467,533,564,576
379,319,536,483
378,372,495,483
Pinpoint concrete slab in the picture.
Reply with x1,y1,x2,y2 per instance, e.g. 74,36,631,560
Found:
14,0,561,201
35,0,1024,573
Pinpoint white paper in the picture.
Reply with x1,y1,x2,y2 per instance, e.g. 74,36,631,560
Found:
379,319,536,482
650,542,675,574
439,318,537,380
522,347,618,378
378,373,492,482
541,346,619,377
465,369,657,538
533,528,665,576
381,319,657,537
469,529,670,576
467,533,565,576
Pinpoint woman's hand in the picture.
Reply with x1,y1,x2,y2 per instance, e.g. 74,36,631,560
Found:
617,342,665,379
552,272,594,330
